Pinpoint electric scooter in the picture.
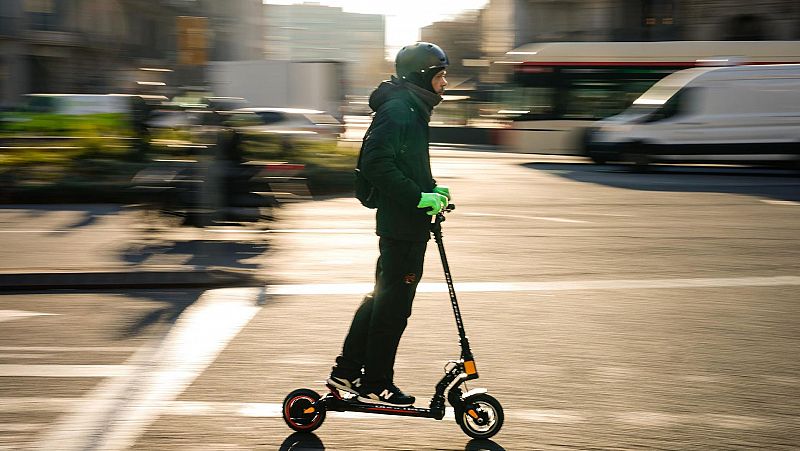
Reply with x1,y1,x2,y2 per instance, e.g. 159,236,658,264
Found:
282,205,504,439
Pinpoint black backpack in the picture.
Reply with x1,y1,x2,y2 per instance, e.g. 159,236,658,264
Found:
354,120,379,208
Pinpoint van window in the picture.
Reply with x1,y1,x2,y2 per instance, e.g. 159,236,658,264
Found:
255,111,285,125
25,95,58,113
646,87,695,122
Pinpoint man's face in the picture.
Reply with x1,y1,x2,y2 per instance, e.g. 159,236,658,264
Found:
431,70,448,95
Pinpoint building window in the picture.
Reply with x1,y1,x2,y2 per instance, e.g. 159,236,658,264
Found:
26,0,59,31
724,14,767,40
25,0,54,14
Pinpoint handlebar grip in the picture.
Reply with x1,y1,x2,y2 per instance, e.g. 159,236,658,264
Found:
445,204,455,212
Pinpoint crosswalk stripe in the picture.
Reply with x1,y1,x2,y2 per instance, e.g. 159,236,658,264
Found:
34,287,264,451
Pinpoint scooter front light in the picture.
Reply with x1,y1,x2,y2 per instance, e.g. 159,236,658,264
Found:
464,360,477,375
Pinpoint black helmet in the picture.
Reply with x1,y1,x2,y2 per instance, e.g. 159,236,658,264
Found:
395,42,449,80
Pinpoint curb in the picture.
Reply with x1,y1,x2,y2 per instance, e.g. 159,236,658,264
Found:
0,268,263,291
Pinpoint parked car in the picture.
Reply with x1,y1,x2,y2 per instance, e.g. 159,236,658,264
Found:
230,107,343,141
584,64,800,167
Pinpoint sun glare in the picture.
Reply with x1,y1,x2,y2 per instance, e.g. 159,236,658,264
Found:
263,0,489,59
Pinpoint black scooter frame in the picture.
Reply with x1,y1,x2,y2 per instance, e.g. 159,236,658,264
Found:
315,205,479,419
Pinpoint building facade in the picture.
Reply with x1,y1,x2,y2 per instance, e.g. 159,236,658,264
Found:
421,10,485,84
200,0,264,62
0,0,269,106
0,0,201,105
481,0,800,59
264,3,385,95
678,0,800,41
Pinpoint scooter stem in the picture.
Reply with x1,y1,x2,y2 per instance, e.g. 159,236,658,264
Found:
432,208,473,361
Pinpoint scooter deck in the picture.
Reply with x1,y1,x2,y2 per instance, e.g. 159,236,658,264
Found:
323,385,442,419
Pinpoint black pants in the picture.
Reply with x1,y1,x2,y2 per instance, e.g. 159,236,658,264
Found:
334,237,427,386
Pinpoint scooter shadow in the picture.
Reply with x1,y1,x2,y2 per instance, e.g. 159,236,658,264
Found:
278,432,325,450
465,438,506,451
277,432,505,451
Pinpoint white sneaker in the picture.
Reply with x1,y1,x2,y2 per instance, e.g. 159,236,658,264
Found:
326,374,362,395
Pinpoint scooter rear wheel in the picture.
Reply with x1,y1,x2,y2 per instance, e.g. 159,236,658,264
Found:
283,388,326,432
458,393,504,439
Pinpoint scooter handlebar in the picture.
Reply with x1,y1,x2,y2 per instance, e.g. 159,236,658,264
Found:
433,204,455,226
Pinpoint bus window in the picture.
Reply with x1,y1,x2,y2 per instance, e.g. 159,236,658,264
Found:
25,95,59,113
563,77,666,120
498,86,555,118
562,81,629,119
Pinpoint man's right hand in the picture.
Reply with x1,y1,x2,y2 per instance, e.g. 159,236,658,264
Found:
417,192,448,216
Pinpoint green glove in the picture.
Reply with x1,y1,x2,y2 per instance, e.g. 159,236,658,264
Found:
433,185,451,201
417,192,448,216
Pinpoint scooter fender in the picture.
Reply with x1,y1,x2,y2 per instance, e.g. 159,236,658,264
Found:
462,387,488,399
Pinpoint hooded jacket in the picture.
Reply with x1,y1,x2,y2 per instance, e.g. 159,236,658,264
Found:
360,77,441,241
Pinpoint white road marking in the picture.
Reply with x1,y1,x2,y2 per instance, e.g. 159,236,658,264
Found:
0,346,139,353
465,212,590,224
33,346,157,451
0,354,54,359
0,399,781,430
0,397,79,412
35,287,264,451
267,228,373,233
0,229,130,233
761,200,799,206
0,230,70,233
0,310,58,323
515,409,586,424
0,228,371,234
0,364,129,377
266,275,800,296
0,423,43,432
613,412,767,429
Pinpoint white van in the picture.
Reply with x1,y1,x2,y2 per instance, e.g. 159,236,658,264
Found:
584,64,800,166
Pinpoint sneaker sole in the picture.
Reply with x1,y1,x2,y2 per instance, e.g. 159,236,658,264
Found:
356,395,414,407
326,378,360,395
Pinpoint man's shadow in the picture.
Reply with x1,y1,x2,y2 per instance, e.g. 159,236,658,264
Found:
116,289,204,339
123,239,268,269
277,433,506,451
0,204,122,234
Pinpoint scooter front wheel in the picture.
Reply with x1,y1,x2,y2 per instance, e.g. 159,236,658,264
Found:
457,393,504,439
283,388,326,432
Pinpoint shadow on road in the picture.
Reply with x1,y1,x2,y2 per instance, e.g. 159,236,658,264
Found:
116,289,204,339
0,204,123,233
122,239,269,269
276,432,506,451
279,432,324,450
465,439,507,450
524,162,800,202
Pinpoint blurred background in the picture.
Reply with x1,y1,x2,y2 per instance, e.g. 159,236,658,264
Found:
1,0,799,207
1,1,800,450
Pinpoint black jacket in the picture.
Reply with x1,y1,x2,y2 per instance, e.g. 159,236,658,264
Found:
361,79,437,242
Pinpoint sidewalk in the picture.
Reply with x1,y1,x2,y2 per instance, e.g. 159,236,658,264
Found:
0,204,266,290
